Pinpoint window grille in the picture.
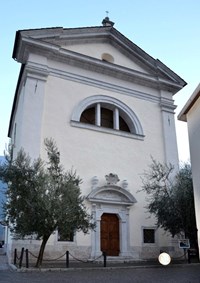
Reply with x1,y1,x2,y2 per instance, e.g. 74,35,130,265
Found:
143,228,155,243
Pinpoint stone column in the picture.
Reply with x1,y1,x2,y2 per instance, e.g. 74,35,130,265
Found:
91,208,102,258
160,92,179,171
96,103,101,126
91,204,96,257
114,107,119,130
119,210,130,257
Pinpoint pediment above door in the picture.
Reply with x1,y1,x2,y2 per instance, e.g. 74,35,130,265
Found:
87,185,137,206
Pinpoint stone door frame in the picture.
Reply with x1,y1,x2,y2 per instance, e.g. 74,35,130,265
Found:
87,185,136,258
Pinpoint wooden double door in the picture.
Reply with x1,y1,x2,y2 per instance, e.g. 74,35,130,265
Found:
100,213,120,256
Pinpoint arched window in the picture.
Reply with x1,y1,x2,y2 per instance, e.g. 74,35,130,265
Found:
80,105,131,132
71,95,144,140
101,53,114,63
80,107,96,125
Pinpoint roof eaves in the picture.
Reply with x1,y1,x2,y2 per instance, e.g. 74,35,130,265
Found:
110,29,186,89
156,59,187,88
12,30,21,60
178,83,200,122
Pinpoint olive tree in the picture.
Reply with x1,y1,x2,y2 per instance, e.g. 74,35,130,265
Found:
140,159,197,248
0,138,94,267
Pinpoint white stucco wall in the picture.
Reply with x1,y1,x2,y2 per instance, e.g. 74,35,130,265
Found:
9,42,180,261
10,70,47,159
37,69,173,251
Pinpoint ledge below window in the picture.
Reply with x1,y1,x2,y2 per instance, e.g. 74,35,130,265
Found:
71,121,145,140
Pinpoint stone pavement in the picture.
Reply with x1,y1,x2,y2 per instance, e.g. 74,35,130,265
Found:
9,256,199,271
1,253,200,283
0,254,9,270
1,263,200,283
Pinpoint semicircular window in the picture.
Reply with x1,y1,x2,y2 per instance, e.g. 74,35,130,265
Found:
80,105,131,133
72,95,144,139
80,107,96,125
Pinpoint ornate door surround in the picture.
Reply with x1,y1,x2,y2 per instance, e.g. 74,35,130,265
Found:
87,174,137,258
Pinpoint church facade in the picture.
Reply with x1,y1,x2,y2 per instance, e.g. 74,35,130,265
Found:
7,18,186,261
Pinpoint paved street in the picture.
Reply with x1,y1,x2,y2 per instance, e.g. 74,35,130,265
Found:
1,264,200,283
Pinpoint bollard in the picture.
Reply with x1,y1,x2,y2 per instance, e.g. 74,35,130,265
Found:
14,248,17,265
25,249,29,268
66,250,69,268
19,247,24,268
187,249,190,264
103,251,107,267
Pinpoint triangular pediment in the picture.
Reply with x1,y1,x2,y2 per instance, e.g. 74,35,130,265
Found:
61,42,151,75
12,25,186,93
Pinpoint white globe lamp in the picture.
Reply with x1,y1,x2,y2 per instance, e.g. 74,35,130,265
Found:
158,252,171,265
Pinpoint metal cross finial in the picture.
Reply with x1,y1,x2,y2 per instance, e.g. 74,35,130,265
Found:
102,11,114,26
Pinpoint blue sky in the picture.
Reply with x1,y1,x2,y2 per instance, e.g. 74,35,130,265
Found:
1,0,200,161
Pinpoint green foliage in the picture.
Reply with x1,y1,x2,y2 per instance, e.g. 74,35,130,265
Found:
140,158,197,243
0,138,95,266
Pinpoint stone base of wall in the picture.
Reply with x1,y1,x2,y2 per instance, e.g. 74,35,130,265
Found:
7,240,185,265
139,245,184,260
7,240,92,264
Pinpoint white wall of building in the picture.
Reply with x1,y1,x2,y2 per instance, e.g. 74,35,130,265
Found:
186,97,200,254
8,31,183,261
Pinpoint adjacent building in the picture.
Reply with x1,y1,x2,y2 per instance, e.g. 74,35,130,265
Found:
178,83,200,256
7,17,186,262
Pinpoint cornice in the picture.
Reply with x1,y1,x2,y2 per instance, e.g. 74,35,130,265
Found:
20,41,182,93
160,97,177,114
27,60,160,104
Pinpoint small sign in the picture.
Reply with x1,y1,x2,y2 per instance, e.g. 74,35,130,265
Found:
179,239,190,249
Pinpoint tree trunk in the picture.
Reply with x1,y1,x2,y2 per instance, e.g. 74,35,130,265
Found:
35,235,50,267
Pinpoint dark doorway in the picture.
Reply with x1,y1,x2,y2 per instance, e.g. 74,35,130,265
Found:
100,213,120,256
